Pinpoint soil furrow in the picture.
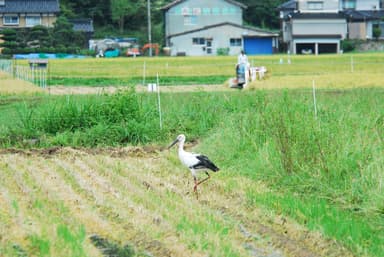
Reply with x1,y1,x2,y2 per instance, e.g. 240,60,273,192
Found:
0,148,356,257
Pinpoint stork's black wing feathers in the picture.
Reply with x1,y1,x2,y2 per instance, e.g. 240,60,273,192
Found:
192,155,219,172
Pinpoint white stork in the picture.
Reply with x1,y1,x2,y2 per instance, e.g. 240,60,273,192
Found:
168,134,219,199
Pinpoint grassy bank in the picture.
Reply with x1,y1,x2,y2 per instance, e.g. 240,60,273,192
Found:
0,88,383,255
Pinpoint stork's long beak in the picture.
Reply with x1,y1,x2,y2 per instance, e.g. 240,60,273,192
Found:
168,138,179,149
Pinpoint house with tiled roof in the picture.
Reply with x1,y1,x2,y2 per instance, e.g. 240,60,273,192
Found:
279,0,384,54
162,0,279,56
0,0,60,29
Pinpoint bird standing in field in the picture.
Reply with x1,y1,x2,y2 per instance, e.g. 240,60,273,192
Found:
168,134,219,199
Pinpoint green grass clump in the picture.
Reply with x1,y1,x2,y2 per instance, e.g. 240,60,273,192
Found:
1,89,162,146
0,90,234,147
198,89,384,256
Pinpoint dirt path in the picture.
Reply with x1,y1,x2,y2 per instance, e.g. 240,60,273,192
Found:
0,147,353,257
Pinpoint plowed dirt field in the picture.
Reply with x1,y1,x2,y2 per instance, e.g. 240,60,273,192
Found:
0,147,353,257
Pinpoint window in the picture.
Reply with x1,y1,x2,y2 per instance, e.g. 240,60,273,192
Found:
212,7,220,15
3,16,19,25
26,16,41,27
229,7,237,14
202,8,210,15
342,0,356,9
192,38,205,45
181,7,191,15
173,7,182,15
193,8,201,16
0,0,4,6
184,15,197,25
308,1,323,10
222,7,229,15
230,38,242,46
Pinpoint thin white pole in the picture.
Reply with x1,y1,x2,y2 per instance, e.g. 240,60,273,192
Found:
143,61,146,86
312,79,318,118
156,73,162,129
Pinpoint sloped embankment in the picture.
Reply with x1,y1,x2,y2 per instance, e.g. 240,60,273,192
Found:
0,147,353,257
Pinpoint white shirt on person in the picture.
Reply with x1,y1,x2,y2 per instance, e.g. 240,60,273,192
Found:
238,54,248,65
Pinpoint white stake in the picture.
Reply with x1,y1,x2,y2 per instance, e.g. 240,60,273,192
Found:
143,61,146,86
312,79,317,118
157,73,162,129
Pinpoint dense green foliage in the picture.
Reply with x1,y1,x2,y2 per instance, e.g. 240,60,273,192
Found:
0,17,87,56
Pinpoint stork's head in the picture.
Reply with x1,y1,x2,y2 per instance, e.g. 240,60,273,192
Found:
168,134,186,149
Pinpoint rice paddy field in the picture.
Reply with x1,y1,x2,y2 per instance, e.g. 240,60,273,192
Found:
0,53,383,257
8,53,384,88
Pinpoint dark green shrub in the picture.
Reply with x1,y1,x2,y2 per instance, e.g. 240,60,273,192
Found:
217,47,230,56
1,48,12,55
341,40,356,52
373,26,382,40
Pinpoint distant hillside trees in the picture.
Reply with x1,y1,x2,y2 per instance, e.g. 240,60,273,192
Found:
58,0,285,44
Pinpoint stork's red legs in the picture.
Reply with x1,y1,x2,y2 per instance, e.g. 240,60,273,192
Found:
193,172,210,200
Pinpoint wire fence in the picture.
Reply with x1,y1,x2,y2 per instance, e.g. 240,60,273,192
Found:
0,59,48,88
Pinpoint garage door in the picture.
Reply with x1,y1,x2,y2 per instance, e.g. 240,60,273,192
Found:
243,37,273,55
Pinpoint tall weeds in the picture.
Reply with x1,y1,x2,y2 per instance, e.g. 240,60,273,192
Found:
198,89,384,256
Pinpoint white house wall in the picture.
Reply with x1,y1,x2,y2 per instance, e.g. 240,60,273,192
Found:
292,19,347,38
169,24,271,56
165,0,243,37
355,0,380,10
298,0,339,12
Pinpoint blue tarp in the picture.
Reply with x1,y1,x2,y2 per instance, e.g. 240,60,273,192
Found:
104,49,120,58
13,53,87,59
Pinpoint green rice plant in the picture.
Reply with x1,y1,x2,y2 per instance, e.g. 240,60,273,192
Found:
11,199,19,215
28,234,51,257
56,224,86,257
176,215,240,257
251,193,384,257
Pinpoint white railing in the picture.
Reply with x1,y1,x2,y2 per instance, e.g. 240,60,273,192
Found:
0,59,47,88
14,65,47,88
0,59,13,74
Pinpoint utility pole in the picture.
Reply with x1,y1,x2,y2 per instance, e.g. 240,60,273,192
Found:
147,0,152,57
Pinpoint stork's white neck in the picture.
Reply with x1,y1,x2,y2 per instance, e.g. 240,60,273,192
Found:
178,140,185,153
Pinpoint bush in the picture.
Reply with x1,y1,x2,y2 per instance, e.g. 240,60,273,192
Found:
341,40,356,52
373,26,382,40
216,47,230,56
1,48,12,55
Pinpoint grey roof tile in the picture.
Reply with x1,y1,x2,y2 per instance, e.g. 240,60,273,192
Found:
162,0,247,10
69,18,94,33
0,0,60,13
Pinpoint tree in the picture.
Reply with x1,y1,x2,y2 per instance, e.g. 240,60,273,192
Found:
111,0,145,33
241,0,286,29
52,16,86,51
28,25,52,48
0,29,18,52
372,25,382,41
